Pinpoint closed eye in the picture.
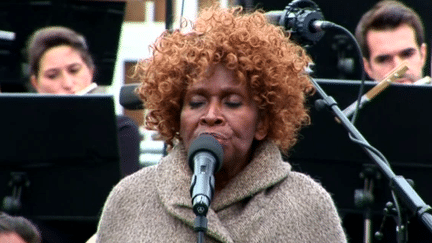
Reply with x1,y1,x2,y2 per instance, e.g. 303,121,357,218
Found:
375,55,391,64
189,101,205,108
44,70,60,80
187,94,207,109
68,64,82,74
223,93,243,108
225,101,242,108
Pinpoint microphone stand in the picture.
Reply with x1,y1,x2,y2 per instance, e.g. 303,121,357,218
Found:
194,215,207,243
354,165,380,243
310,77,432,242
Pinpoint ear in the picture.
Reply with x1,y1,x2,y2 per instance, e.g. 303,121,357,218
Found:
254,115,269,141
420,43,427,67
363,57,374,80
30,75,40,92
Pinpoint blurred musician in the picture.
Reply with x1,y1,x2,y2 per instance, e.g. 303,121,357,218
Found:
355,0,430,85
26,26,141,177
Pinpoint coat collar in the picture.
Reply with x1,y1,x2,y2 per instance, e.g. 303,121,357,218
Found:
155,141,291,242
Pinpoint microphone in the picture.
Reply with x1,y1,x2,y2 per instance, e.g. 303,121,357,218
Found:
188,135,224,217
264,0,337,46
119,84,144,110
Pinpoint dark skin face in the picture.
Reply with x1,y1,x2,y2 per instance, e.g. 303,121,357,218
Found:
179,64,268,192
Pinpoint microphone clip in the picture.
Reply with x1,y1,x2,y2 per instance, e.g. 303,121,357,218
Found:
279,0,325,46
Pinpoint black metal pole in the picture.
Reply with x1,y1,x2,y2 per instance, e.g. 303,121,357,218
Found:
165,0,173,31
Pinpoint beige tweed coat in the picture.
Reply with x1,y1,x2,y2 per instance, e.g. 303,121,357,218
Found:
96,141,347,242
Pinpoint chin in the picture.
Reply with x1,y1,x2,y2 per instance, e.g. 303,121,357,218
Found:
395,79,414,84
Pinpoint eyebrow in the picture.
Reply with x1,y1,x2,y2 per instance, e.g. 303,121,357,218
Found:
400,48,416,55
43,63,82,73
43,68,60,74
373,47,417,62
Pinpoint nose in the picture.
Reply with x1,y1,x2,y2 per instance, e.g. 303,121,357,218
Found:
199,101,224,126
61,73,75,92
393,56,405,67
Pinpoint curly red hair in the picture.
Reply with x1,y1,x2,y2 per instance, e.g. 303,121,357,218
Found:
135,6,314,152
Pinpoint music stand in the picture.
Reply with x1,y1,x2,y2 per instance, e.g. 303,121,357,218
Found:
0,94,121,241
287,79,432,242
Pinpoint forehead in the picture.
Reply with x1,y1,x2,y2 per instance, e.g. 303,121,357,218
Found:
188,64,242,89
366,24,418,57
39,45,85,69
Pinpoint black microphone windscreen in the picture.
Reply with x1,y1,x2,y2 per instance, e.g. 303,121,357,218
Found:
119,84,144,110
187,135,224,172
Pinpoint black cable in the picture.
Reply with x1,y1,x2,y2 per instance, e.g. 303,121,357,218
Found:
320,22,366,125
317,22,391,168
348,133,391,167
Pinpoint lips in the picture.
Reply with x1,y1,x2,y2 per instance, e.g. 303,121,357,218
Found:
197,132,228,146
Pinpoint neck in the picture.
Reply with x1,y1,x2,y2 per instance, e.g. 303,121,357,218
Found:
214,172,233,195
214,146,257,193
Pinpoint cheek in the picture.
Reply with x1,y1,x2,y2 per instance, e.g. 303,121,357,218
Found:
231,111,259,139
179,112,187,138
412,58,425,70
371,65,391,78
38,79,58,91
179,109,194,145
79,71,93,84
80,79,92,88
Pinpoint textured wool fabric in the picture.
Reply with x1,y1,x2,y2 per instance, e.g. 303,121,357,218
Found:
96,141,347,242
